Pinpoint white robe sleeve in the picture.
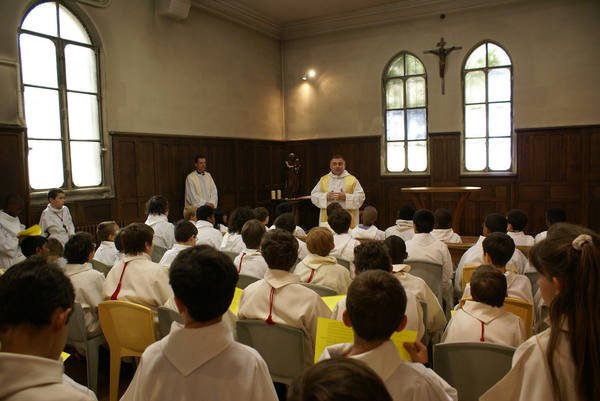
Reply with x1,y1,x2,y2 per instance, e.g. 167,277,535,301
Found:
310,179,328,209
0,225,19,258
207,173,218,207
185,174,199,207
344,179,365,210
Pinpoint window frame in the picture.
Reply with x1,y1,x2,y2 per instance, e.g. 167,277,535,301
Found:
460,40,516,176
18,0,112,203
381,50,430,176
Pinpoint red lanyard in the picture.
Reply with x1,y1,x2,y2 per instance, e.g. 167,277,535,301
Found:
306,269,316,283
265,287,276,325
479,321,485,342
110,261,130,300
237,253,246,273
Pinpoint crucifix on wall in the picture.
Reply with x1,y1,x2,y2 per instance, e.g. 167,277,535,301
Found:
424,37,462,95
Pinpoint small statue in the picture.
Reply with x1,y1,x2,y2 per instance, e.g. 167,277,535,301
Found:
283,153,301,199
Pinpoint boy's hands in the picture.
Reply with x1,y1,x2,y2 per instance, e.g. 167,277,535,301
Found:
403,340,428,364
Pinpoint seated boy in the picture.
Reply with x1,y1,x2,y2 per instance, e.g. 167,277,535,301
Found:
320,270,457,401
144,195,175,250
385,236,447,339
430,208,462,244
46,238,66,267
294,227,351,294
194,205,223,249
159,220,198,267
0,194,26,269
182,206,197,223
253,206,270,226
405,209,454,310
455,213,530,295
350,205,385,240
331,241,425,340
329,209,360,264
233,219,268,279
384,204,415,241
273,212,308,259
462,232,533,304
0,257,97,400
93,221,120,266
63,232,105,336
319,202,343,232
506,209,534,246
269,202,306,237
39,188,75,246
20,235,48,258
534,207,566,244
120,246,277,401
238,229,331,361
442,265,525,347
103,223,173,308
221,207,255,253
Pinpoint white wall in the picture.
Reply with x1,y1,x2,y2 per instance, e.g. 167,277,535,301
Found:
0,0,284,139
283,0,600,139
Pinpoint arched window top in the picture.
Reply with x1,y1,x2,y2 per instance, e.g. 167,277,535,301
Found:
464,42,511,70
22,1,91,45
386,52,425,78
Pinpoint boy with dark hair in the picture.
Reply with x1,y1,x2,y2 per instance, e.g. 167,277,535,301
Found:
20,235,48,258
253,206,269,226
328,209,360,264
534,207,566,244
351,205,385,240
431,208,462,244
320,270,457,401
269,202,306,237
144,195,175,250
194,205,223,249
506,209,534,246
64,232,105,336
46,238,65,267
102,223,172,308
462,233,533,304
0,257,96,400
384,204,416,241
455,213,529,294
159,220,198,267
0,194,26,268
443,265,525,347
274,212,308,259
93,221,120,266
233,219,268,279
121,246,277,401
221,207,255,253
238,229,330,361
39,188,75,246
405,209,454,310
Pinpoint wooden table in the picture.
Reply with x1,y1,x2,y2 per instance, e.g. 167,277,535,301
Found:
401,186,482,233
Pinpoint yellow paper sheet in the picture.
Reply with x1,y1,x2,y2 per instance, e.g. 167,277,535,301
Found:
228,287,243,314
18,224,42,237
321,295,345,311
61,351,70,362
314,317,417,363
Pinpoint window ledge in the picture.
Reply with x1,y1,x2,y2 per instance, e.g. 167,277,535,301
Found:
29,186,114,206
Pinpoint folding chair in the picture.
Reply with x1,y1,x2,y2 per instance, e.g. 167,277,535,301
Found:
98,300,157,401
461,263,480,292
433,342,515,401
66,302,106,394
404,259,443,306
301,282,338,296
525,271,538,296
157,306,184,339
236,319,308,384
90,259,111,276
503,297,534,337
237,273,260,289
151,245,167,263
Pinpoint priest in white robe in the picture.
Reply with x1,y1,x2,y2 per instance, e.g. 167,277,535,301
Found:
184,155,218,208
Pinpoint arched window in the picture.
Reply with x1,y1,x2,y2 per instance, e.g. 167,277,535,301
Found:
462,41,513,173
382,52,428,174
18,1,103,191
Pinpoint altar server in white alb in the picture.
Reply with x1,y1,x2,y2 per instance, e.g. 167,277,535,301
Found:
93,221,120,267
121,246,278,401
506,209,535,246
431,208,461,244
159,220,197,267
0,195,26,269
39,188,75,246
311,154,365,229
351,205,385,241
233,219,268,279
144,195,175,250
194,205,223,249
184,154,218,209
534,208,566,244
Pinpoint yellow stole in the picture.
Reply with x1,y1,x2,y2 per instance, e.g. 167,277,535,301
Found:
319,174,358,228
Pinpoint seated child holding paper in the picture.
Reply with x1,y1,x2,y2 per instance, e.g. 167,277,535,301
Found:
319,270,457,401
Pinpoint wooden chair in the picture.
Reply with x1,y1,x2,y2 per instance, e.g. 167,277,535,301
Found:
90,259,111,276
237,273,260,289
433,342,515,401
301,282,337,296
236,319,308,384
157,306,184,339
151,245,167,263
461,263,480,291
98,301,156,401
66,302,106,394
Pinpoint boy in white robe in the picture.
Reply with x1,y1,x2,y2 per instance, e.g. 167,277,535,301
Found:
0,258,97,401
220,207,255,254
351,205,385,241
194,205,223,249
506,209,535,246
268,202,306,238
121,246,277,401
159,220,197,267
39,188,75,246
294,227,351,294
384,204,416,241
461,233,533,305
329,209,360,265
320,270,457,401
233,219,268,279
144,195,175,250
20,235,48,258
273,212,308,259
238,229,331,362
431,208,461,244
405,209,454,310
0,195,25,269
63,232,105,337
443,265,525,347
103,223,172,309
93,221,120,267
534,208,566,244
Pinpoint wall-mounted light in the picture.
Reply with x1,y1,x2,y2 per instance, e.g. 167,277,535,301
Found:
301,69,317,81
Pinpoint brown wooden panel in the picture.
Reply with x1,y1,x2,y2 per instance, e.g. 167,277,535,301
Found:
519,185,546,201
0,125,28,223
430,132,460,186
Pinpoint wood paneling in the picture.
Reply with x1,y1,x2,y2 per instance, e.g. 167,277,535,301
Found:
0,125,28,223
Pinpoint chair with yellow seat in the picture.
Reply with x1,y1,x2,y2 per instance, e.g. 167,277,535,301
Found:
98,300,157,401
458,296,534,337
461,263,480,292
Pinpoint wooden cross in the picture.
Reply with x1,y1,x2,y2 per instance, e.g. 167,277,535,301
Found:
424,37,462,95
